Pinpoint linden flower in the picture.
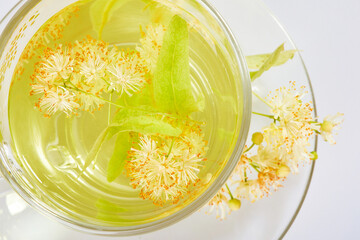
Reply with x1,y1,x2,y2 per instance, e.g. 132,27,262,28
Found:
257,167,283,195
250,145,280,170
319,113,344,144
79,56,106,85
30,75,53,96
289,138,311,172
41,50,74,81
182,130,207,156
229,151,249,182
234,180,264,203
174,153,203,186
269,84,303,120
38,87,79,116
126,132,206,205
137,24,166,73
131,135,158,159
106,63,144,96
268,83,314,141
127,137,184,205
206,186,231,220
69,74,104,112
141,155,184,203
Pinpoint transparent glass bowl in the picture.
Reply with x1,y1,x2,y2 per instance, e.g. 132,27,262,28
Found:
0,0,317,239
0,0,252,236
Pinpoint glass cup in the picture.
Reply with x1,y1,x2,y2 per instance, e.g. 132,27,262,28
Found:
0,0,251,236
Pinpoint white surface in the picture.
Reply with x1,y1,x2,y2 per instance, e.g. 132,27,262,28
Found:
0,0,359,239
260,0,360,239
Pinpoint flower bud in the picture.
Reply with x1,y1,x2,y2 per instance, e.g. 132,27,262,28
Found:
276,165,291,178
320,121,333,133
252,132,264,145
228,198,241,211
310,151,318,161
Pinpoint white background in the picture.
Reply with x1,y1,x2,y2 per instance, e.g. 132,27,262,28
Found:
260,0,360,239
1,0,359,239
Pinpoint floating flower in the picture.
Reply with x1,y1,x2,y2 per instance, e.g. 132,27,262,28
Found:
41,49,74,81
38,87,79,116
30,36,151,116
126,130,207,205
106,63,144,96
183,130,207,157
79,56,107,84
174,153,202,186
137,24,166,73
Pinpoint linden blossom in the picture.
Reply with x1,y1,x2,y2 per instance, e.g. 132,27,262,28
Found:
203,43,344,220
29,14,208,206
137,24,166,74
126,127,206,206
30,37,149,116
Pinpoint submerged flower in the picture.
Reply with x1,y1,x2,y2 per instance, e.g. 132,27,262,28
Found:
30,36,151,116
319,113,344,144
174,153,203,186
126,129,207,205
137,24,166,73
38,87,79,116
79,56,107,84
106,63,144,96
41,49,74,81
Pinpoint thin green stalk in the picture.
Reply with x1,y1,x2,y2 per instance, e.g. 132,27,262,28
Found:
166,138,175,158
252,111,275,119
108,93,112,125
64,84,125,109
244,143,255,153
252,91,272,107
225,183,234,200
250,163,260,173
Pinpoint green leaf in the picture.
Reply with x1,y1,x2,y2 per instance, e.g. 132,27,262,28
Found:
111,115,181,137
90,0,131,39
153,15,198,115
119,84,154,107
250,43,289,81
112,107,155,124
246,49,298,69
107,132,132,182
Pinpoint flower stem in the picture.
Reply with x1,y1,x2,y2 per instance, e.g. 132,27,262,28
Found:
250,163,260,173
252,112,275,119
64,84,125,109
108,93,112,125
243,143,255,153
166,138,175,158
252,91,272,107
225,183,234,200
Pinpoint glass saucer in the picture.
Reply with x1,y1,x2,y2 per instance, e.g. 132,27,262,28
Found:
0,0,316,239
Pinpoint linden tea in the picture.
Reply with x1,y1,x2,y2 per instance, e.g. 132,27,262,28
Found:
8,0,243,226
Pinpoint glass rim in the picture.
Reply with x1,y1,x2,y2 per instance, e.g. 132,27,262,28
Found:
0,0,252,236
